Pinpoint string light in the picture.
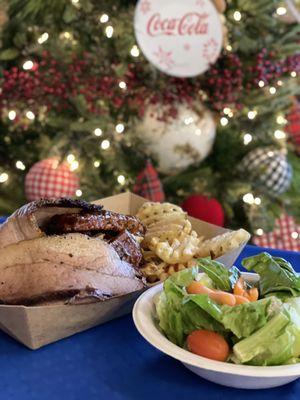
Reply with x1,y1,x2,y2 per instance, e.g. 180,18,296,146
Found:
247,110,257,120
268,151,274,157
184,117,194,125
276,115,287,124
195,129,202,136
277,80,283,86
276,6,287,15
258,80,265,88
67,154,75,163
291,71,297,78
23,60,34,70
119,81,127,90
94,160,101,168
8,110,16,120
255,228,264,236
130,45,140,57
94,128,102,136
243,133,253,145
254,197,261,205
105,26,114,38
269,87,276,95
100,14,109,23
226,44,232,52
243,193,254,204
16,161,26,170
101,139,110,150
291,231,299,239
71,0,79,4
117,175,126,185
26,111,35,120
0,173,8,183
75,189,82,197
220,117,228,126
115,123,125,133
70,160,79,171
63,31,72,40
233,11,242,21
37,32,49,44
223,107,231,115
274,130,286,139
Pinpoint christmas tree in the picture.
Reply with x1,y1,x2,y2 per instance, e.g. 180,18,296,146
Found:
0,0,299,239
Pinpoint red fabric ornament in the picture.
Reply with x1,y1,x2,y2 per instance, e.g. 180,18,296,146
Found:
286,102,300,155
25,157,79,201
253,213,299,251
182,194,225,226
133,160,165,202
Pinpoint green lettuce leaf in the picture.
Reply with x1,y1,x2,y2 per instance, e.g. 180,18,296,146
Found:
242,252,300,297
197,258,240,291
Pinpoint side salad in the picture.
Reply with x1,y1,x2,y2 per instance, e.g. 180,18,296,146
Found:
155,252,300,366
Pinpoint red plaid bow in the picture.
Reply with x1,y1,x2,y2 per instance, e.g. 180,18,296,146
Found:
133,160,165,202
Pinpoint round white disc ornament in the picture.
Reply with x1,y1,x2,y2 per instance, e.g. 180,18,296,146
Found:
134,0,223,77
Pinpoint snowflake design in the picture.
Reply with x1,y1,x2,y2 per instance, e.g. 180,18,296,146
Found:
183,43,191,51
140,0,151,14
154,46,175,69
202,38,219,63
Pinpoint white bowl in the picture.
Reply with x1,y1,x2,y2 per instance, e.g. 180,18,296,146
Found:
133,272,300,389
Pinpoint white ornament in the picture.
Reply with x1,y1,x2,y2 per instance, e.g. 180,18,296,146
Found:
134,0,223,77
136,103,216,174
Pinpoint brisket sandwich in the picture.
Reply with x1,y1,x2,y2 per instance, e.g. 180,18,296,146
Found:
0,198,146,305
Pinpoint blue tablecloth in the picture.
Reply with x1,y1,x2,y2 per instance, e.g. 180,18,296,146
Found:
0,244,299,400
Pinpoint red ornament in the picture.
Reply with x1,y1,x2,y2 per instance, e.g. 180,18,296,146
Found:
25,157,80,201
253,213,299,251
133,160,165,202
182,194,225,226
286,102,300,155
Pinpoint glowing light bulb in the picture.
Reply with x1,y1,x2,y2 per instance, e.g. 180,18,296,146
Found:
70,160,79,171
8,110,16,120
0,173,8,183
277,80,283,86
276,6,287,15
269,87,276,95
130,45,140,57
63,31,72,39
243,133,253,145
256,228,264,236
16,161,26,170
67,154,75,163
72,0,79,4
184,117,194,125
258,80,265,88
247,110,257,120
226,44,232,51
220,117,228,126
101,140,110,150
94,160,101,168
274,130,286,139
75,189,82,197
37,32,49,44
267,151,274,157
26,111,35,120
195,129,202,136
100,14,109,23
115,123,125,133
117,175,126,185
276,115,286,124
105,26,114,38
233,11,242,21
243,193,254,204
254,197,261,205
23,60,34,70
119,81,127,90
223,107,231,115
291,71,297,78
94,128,102,136
291,231,299,239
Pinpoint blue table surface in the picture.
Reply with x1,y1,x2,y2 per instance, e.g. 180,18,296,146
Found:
0,241,299,400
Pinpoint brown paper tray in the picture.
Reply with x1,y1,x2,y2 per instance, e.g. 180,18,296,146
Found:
0,192,249,349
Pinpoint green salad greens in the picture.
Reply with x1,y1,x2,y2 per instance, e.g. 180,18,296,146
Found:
155,252,300,366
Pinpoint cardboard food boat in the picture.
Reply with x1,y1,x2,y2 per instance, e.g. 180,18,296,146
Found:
0,192,249,349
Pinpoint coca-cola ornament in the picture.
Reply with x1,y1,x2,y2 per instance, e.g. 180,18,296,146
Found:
134,0,223,77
